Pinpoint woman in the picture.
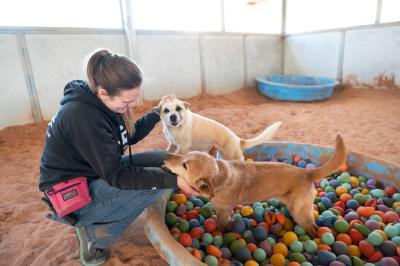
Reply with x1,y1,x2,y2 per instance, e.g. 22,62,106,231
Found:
39,49,200,266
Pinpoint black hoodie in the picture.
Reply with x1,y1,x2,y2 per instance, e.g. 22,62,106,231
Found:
39,80,177,191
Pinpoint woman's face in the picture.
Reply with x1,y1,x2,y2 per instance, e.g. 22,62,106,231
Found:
98,86,142,113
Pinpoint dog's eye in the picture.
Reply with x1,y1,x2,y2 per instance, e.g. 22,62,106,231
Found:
163,108,170,113
182,163,187,170
176,106,182,112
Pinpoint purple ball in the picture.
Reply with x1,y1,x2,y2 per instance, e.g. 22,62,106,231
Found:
367,178,377,188
332,241,349,256
232,219,246,233
344,211,359,222
258,240,272,257
329,262,345,266
349,189,361,196
365,220,380,231
378,257,399,266
380,240,397,256
337,254,352,266
271,223,282,237
377,204,391,212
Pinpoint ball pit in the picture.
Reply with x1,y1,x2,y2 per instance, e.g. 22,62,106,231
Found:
144,141,400,266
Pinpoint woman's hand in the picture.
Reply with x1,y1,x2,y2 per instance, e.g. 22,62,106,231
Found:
177,175,201,197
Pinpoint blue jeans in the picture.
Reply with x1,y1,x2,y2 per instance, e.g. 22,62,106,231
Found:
48,150,174,249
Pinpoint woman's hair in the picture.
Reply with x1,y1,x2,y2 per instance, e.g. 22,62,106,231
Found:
86,49,142,137
86,49,142,96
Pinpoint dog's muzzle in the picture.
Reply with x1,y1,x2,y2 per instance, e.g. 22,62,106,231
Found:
169,114,180,126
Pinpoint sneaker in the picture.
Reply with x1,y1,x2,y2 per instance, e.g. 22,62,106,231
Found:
75,227,108,266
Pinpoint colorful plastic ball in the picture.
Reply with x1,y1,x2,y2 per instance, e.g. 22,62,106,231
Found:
282,231,298,246
204,255,219,266
297,160,307,168
384,211,400,223
351,256,364,266
204,218,217,233
369,214,383,222
273,242,289,257
232,218,246,233
321,232,335,245
334,220,350,233
241,206,254,217
358,240,375,257
235,247,252,263
332,241,349,256
346,199,360,210
384,224,399,238
253,248,267,262
348,245,361,257
290,240,303,253
270,253,286,266
244,260,259,266
221,247,232,259
380,240,397,256
176,219,190,232
258,240,272,257
231,239,247,254
368,231,384,246
364,219,380,231
200,205,214,218
290,252,307,263
304,240,318,253
378,257,399,266
344,211,359,222
336,254,352,266
202,232,213,245
317,250,336,265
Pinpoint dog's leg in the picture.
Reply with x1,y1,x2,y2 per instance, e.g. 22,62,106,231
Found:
215,207,232,232
167,143,179,153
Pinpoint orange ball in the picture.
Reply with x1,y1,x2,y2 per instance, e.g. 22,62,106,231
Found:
317,227,332,238
190,248,202,260
339,193,352,203
171,193,187,204
348,244,361,257
273,242,288,257
336,233,352,246
270,253,286,266
357,206,375,218
317,244,332,252
244,260,259,266
246,243,257,253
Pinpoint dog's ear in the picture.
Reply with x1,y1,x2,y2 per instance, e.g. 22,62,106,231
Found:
196,176,215,199
152,106,161,115
183,101,191,109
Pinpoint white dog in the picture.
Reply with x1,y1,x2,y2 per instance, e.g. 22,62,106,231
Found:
154,94,281,160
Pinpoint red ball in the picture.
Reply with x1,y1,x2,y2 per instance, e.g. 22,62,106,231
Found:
385,186,398,198
178,232,192,247
348,228,364,244
204,218,217,233
186,210,199,220
359,240,375,257
384,211,399,223
367,250,384,263
189,227,204,239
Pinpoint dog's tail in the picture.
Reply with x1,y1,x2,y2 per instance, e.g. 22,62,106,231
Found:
240,121,282,151
309,135,347,181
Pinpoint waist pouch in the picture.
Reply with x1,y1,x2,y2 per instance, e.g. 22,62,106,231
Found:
45,176,92,217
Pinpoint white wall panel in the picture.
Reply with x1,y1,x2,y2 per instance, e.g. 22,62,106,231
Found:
284,32,341,79
202,35,245,95
137,35,202,99
0,35,33,129
26,34,126,120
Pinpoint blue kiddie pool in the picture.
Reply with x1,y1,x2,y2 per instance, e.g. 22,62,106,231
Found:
256,75,339,101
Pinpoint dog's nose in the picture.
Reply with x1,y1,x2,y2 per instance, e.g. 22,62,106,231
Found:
170,114,177,122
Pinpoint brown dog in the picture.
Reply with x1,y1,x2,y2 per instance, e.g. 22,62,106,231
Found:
164,135,346,235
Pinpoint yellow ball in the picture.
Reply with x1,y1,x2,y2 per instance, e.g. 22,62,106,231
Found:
244,260,259,266
283,231,298,246
393,202,400,209
273,242,288,257
171,193,187,204
361,188,370,195
246,158,254,163
350,176,359,186
335,186,348,196
240,206,254,216
348,245,361,257
313,210,319,219
270,253,286,266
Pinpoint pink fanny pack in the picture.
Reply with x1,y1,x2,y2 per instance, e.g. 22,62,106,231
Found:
45,176,92,217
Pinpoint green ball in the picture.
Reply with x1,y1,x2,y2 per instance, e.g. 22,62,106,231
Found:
184,200,194,210
266,237,276,247
351,256,364,266
325,186,335,193
334,220,350,233
369,214,382,222
342,183,352,191
290,240,304,252
321,210,336,218
269,199,280,207
176,219,190,232
371,189,386,199
317,202,327,212
230,239,246,254
232,213,242,221
301,262,313,266
253,248,267,262
290,252,307,263
353,193,366,205
391,236,400,245
212,235,223,247
200,205,214,218
223,232,237,246
321,232,335,245
202,232,213,245
165,212,177,226
314,196,321,204
392,193,400,201
294,225,306,236
358,176,367,182
166,200,178,212
384,225,399,238
254,206,265,216
304,240,317,253
204,255,218,266
298,235,311,242
253,202,263,209
367,231,384,246
320,179,329,188
338,172,351,184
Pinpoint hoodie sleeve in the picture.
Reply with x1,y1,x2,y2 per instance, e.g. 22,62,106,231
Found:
66,108,176,190
130,111,160,144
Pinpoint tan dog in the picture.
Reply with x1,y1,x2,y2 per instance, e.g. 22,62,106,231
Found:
164,135,346,236
154,94,282,160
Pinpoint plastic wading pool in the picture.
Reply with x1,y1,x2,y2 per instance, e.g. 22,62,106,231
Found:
144,142,400,266
256,75,339,102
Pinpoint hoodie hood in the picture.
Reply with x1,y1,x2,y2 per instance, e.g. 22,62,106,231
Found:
60,80,117,119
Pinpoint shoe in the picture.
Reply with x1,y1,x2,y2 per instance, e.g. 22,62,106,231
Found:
75,227,108,266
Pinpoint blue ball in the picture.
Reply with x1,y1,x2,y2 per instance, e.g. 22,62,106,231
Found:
253,226,268,242
349,189,360,196
326,192,337,201
329,179,340,188
322,216,337,227
317,250,337,265
253,213,264,223
336,255,351,266
221,247,232,259
346,199,360,210
298,160,307,168
232,219,246,233
192,238,200,249
321,197,332,208
190,197,204,207
189,219,200,229
235,247,251,263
